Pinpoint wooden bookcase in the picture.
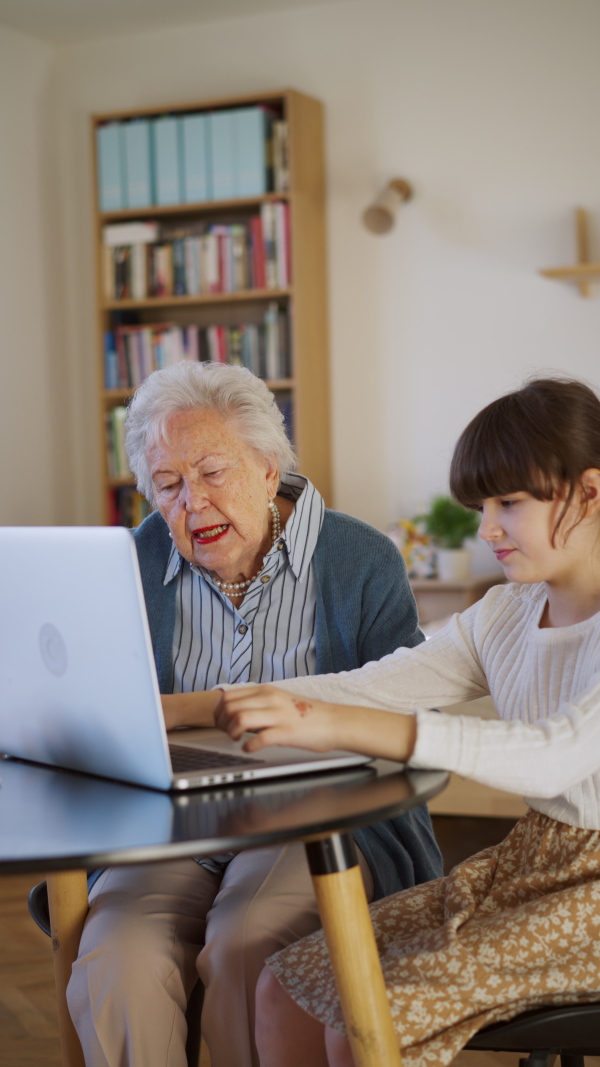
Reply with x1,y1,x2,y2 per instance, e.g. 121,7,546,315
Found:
91,88,331,524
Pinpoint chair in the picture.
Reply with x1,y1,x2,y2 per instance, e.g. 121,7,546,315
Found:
28,878,204,1067
465,1002,600,1065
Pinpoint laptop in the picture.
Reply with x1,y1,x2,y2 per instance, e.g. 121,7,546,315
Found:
0,527,370,791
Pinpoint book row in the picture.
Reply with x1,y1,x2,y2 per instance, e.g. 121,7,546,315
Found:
106,391,294,485
96,106,289,212
108,487,150,528
102,202,290,301
104,305,291,389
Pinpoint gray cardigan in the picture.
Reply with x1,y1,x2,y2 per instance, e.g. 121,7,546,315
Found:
134,509,443,899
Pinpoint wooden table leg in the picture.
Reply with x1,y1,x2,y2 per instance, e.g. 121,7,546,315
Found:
305,834,403,1067
46,869,89,1067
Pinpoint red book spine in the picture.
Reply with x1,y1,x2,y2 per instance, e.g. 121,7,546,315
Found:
218,326,227,363
250,215,266,289
107,489,119,526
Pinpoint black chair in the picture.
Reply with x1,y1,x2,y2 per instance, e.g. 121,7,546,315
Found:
28,878,204,1067
465,1002,600,1066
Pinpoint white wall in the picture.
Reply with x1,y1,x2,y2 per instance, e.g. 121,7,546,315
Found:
0,24,66,525
8,0,600,562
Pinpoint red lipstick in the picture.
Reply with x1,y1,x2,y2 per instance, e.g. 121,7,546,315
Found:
192,524,229,545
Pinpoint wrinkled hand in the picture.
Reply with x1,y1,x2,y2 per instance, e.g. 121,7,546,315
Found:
214,686,340,754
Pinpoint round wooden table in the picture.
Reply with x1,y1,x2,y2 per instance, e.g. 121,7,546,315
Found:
0,755,447,1067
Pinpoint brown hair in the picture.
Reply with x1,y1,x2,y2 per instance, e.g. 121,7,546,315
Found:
449,377,600,540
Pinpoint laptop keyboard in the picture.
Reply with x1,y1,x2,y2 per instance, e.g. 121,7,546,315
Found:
169,743,267,773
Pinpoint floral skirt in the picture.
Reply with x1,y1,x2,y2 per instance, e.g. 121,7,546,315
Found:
268,809,600,1066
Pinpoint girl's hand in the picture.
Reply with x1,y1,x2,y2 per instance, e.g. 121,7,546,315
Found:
214,686,341,754
214,686,418,762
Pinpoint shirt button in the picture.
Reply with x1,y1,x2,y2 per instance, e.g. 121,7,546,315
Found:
237,624,248,635
277,540,284,551
260,574,271,584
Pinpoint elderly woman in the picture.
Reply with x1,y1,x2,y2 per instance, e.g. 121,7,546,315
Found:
66,361,442,1067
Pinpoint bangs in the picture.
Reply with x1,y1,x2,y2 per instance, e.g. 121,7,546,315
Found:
449,394,560,509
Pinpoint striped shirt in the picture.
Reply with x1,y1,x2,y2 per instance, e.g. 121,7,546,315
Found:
165,473,325,694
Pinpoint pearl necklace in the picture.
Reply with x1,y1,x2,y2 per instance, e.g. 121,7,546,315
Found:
211,500,282,598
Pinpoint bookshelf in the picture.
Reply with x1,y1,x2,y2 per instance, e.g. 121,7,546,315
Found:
91,88,331,525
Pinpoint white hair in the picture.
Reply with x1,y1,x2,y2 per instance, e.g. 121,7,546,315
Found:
125,362,297,505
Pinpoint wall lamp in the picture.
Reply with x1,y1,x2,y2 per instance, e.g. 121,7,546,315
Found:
362,178,412,234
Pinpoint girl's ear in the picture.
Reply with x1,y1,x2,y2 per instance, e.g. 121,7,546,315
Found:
579,469,600,517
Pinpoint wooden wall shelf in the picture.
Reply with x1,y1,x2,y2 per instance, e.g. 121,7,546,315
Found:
540,207,600,296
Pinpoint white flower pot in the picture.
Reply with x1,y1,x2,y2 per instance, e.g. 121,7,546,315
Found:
436,548,472,582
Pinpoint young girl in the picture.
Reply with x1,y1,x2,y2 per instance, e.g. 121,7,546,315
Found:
216,376,600,1067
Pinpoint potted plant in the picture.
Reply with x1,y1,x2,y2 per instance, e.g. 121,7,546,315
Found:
419,495,480,581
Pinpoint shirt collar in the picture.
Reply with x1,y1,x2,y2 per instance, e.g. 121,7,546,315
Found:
162,472,325,587
277,473,324,583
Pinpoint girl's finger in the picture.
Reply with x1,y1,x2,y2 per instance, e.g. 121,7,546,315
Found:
242,727,294,752
220,709,283,739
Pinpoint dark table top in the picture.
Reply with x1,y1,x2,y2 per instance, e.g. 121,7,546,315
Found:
0,756,448,874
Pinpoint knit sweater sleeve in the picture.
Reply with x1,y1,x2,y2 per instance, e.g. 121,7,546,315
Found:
271,604,490,709
410,674,600,798
282,584,600,800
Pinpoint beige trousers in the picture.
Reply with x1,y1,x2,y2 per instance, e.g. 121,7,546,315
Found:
66,843,374,1067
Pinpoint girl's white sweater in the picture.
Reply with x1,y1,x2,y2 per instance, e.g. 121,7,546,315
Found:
274,583,600,829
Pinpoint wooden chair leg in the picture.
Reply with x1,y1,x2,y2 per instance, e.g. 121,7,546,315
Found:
46,869,89,1067
306,835,403,1067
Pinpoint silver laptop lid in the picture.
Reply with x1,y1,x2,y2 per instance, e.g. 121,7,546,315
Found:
0,526,174,790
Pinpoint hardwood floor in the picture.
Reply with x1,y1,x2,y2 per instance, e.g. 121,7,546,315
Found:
0,872,211,1066
0,873,61,1066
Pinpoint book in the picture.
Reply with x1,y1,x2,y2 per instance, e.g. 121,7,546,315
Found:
102,245,114,300
274,202,289,288
264,302,279,380
181,113,211,203
123,119,153,208
102,221,159,246
235,106,269,196
151,245,174,297
260,202,278,288
114,247,131,300
103,332,120,388
153,116,183,206
172,237,187,295
250,215,266,288
184,236,201,295
209,110,236,201
96,122,125,211
109,406,130,478
130,243,148,301
201,232,220,293
272,121,290,193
